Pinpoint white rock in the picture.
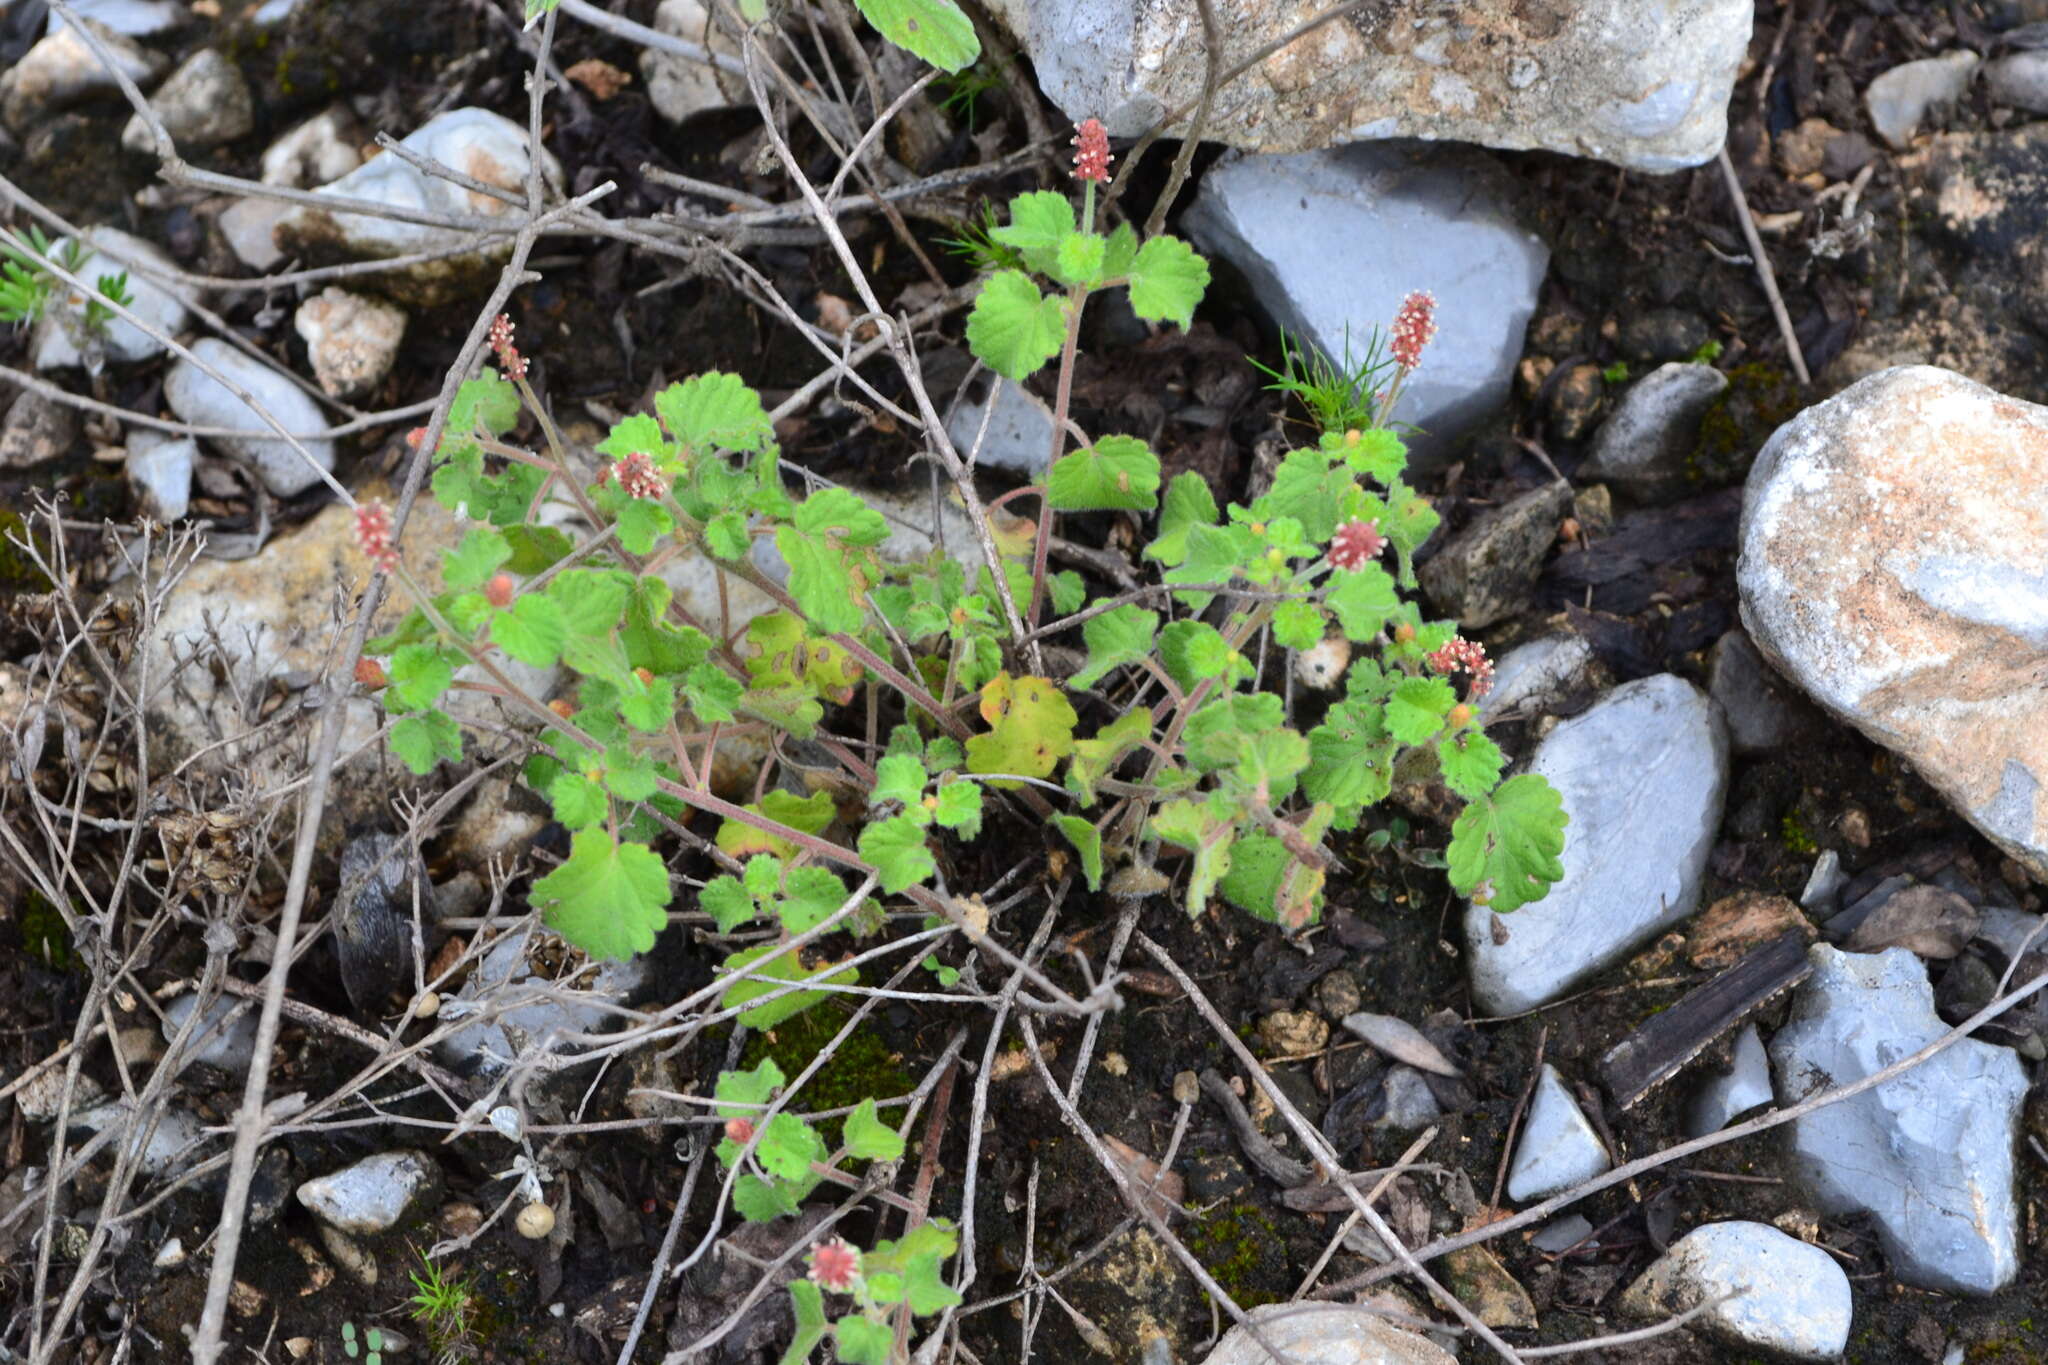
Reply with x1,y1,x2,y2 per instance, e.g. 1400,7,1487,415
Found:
273,109,563,306
261,106,364,188
1619,1221,1852,1360
1184,144,1548,465
435,935,647,1076
1682,1024,1773,1137
0,18,167,132
1769,944,2026,1295
1737,366,2048,875
46,0,187,35
14,1065,103,1123
1866,51,1979,150
120,48,252,153
295,1150,439,1236
127,428,195,521
162,338,335,497
217,198,290,272
294,288,405,399
1479,633,1597,718
639,0,743,123
1984,51,2048,115
1505,1064,1609,1203
983,0,1752,174
153,1236,186,1268
30,227,200,372
1465,675,1730,1014
70,1102,206,1174
1201,1303,1457,1365
945,375,1055,473
162,993,258,1072
1579,362,1728,504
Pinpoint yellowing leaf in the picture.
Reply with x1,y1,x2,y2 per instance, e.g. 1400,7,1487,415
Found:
965,672,1077,788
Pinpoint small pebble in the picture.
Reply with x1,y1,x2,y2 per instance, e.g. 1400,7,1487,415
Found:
516,1202,555,1239
414,991,440,1019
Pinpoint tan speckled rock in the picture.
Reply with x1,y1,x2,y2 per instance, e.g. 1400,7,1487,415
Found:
1738,366,2048,875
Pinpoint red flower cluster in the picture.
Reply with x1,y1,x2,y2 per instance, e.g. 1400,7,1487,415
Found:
807,1237,863,1292
603,450,667,500
1327,518,1385,570
1426,635,1494,698
1390,290,1437,371
1071,118,1113,185
488,312,527,379
353,500,400,574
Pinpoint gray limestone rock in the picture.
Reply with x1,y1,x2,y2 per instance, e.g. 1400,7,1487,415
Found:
1683,1024,1773,1137
1417,483,1572,629
1183,143,1548,466
1201,1303,1457,1365
0,19,166,132
945,375,1055,474
1769,944,2026,1295
1478,633,1600,719
1579,363,1728,504
162,338,335,497
1707,628,1819,757
1465,675,1730,1014
295,1150,441,1236
127,429,195,521
120,48,251,152
1866,51,1980,150
1505,1065,1609,1203
161,992,258,1073
1619,1221,1852,1360
435,934,648,1076
1984,51,2048,114
982,0,1753,174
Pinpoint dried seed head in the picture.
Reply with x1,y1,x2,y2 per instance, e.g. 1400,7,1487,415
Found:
1071,118,1113,184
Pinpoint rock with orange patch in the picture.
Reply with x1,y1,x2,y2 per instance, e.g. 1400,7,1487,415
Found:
1738,366,2048,877
274,109,563,307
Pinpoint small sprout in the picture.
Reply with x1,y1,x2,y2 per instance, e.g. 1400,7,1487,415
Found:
515,1202,555,1239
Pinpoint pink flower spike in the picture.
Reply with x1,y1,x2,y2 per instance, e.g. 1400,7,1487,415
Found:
610,450,668,500
1071,118,1113,184
488,312,528,379
353,500,400,574
1425,635,1494,698
1390,290,1438,371
807,1237,863,1292
1328,519,1385,571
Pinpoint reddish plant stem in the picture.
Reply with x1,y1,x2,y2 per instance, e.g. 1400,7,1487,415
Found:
1027,285,1089,630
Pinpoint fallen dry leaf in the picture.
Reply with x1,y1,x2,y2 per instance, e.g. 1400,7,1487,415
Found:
566,58,633,101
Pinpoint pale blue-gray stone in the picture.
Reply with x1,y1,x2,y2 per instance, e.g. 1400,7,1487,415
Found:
1183,143,1547,466
1465,674,1729,1014
1620,1222,1852,1360
1769,945,2025,1295
1506,1065,1609,1203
